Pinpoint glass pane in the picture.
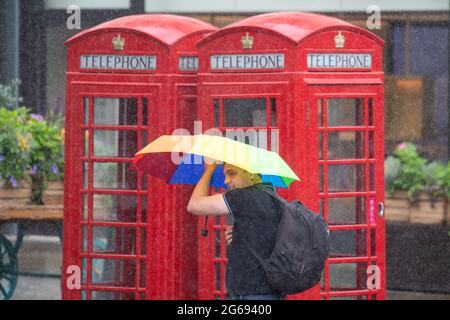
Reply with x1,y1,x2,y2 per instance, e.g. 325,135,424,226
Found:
140,260,146,289
82,226,88,252
319,198,325,216
93,130,137,158
139,227,146,255
82,258,88,284
328,262,368,291
270,129,279,153
215,263,221,291
318,133,323,160
83,162,89,189
368,98,373,126
213,99,219,127
90,290,136,300
270,98,276,126
140,196,147,223
328,164,365,192
327,98,364,127
83,97,89,125
224,128,261,148
142,98,148,126
328,197,366,225
92,194,141,222
318,99,324,127
94,98,138,125
82,193,88,221
327,131,365,159
223,98,266,127
371,229,376,256
215,230,221,258
92,226,136,255
142,130,148,148
370,164,375,191
93,162,137,190
319,165,324,192
369,131,374,159
330,229,367,257
91,259,136,288
83,130,89,156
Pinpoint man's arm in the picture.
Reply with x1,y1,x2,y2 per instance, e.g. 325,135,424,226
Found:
187,161,229,216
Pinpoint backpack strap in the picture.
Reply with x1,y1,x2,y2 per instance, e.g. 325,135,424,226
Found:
241,184,288,269
254,184,289,205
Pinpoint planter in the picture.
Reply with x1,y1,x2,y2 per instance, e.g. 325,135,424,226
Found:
385,192,450,293
0,180,31,206
41,180,64,206
0,180,63,206
385,191,449,225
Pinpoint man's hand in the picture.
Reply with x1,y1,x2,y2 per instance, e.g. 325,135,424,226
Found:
225,226,233,245
187,156,229,216
204,157,217,173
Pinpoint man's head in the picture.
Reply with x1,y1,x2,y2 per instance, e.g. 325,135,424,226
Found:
223,163,262,190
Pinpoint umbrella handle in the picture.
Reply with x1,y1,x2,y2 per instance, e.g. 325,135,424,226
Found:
201,216,208,237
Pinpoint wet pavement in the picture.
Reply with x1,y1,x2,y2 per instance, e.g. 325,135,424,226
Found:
9,275,450,300
5,235,450,300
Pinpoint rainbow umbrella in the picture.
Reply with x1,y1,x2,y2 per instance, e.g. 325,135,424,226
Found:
132,134,300,188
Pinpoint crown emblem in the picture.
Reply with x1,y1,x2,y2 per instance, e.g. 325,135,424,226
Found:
241,32,254,49
112,34,124,51
334,31,345,48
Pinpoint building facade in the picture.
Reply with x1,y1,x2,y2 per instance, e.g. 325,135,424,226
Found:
0,0,448,160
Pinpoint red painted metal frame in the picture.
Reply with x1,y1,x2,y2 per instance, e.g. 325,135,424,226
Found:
64,83,158,300
204,94,280,300
196,12,384,300
63,15,217,300
307,85,385,300
64,12,385,300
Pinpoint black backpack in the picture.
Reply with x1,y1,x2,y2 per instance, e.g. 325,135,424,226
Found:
244,185,330,295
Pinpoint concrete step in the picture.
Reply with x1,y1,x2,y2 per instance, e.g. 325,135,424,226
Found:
5,235,62,275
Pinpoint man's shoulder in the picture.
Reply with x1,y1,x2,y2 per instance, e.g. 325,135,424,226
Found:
224,183,276,206
225,183,274,196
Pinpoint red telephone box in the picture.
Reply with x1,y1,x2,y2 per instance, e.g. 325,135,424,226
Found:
196,12,385,300
62,14,216,299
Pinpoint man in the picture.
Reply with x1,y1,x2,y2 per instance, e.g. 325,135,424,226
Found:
187,160,284,300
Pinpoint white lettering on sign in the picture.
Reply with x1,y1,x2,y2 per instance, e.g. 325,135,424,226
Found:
211,54,284,70
307,53,372,69
179,56,198,71
80,55,157,70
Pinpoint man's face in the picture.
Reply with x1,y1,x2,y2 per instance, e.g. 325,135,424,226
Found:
223,163,252,190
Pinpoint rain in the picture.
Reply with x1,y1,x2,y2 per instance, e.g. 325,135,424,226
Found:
0,0,448,302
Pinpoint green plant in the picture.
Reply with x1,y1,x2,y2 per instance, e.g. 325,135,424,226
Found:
0,111,64,205
27,114,64,204
0,80,65,203
0,107,31,187
385,142,450,201
0,80,22,110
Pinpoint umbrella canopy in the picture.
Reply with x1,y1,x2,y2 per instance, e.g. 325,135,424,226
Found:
132,134,300,188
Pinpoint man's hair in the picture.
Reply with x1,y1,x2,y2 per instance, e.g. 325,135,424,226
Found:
223,162,262,178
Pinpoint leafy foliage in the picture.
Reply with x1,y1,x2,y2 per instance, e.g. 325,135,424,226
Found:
0,107,31,187
385,142,449,201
